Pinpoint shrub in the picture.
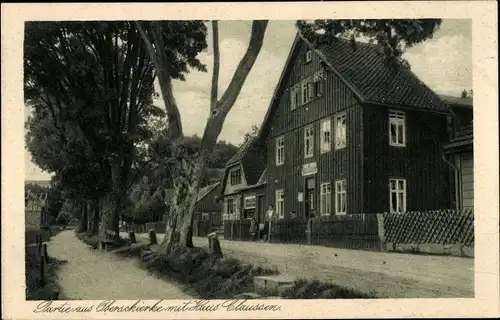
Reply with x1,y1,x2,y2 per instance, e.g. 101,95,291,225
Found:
281,278,373,299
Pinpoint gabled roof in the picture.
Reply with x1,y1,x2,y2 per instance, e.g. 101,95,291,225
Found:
444,122,473,153
197,182,220,202
226,136,255,167
258,33,451,140
439,94,473,109
257,168,267,184
316,38,449,111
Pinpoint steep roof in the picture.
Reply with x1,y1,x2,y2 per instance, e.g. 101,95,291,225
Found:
226,136,255,166
439,94,473,109
197,182,220,202
315,38,449,111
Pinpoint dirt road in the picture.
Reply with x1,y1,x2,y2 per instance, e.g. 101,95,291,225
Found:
135,233,473,298
48,230,194,300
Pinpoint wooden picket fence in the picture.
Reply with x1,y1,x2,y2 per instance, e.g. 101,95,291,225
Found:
383,208,474,246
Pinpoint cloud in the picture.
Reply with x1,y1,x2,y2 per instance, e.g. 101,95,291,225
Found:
404,34,472,96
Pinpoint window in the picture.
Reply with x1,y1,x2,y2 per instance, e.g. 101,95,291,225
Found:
227,198,235,214
304,125,314,158
290,83,300,110
320,118,331,153
320,183,332,216
302,76,314,104
276,189,285,218
335,180,346,215
244,196,256,209
276,136,285,165
201,213,210,221
305,50,312,63
313,69,325,97
389,179,406,213
389,110,406,147
230,168,242,185
335,113,347,150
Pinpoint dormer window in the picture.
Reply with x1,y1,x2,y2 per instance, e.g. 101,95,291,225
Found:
305,50,312,63
230,168,242,185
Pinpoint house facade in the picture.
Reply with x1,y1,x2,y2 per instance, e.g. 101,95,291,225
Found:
441,94,473,211
220,137,267,225
194,182,223,227
258,34,454,221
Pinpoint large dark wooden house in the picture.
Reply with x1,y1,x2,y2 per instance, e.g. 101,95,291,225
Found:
256,34,456,220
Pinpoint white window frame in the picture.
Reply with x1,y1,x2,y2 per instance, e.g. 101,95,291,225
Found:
320,117,332,153
305,50,312,63
230,168,242,185
389,178,407,213
389,110,406,147
301,76,313,105
335,180,347,215
320,182,332,216
304,125,314,158
276,189,285,219
276,136,285,166
313,69,325,97
335,112,347,150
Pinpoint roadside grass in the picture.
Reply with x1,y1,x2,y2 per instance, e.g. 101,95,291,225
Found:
25,246,67,300
280,278,374,299
114,243,279,299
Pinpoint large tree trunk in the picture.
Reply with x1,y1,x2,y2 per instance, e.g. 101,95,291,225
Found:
92,198,100,235
98,163,122,239
78,202,88,233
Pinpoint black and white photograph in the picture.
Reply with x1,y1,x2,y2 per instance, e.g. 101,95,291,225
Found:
2,2,499,319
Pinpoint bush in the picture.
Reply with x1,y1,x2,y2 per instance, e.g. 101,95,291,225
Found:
56,214,69,226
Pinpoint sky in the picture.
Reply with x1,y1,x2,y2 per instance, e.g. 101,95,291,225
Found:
25,19,472,181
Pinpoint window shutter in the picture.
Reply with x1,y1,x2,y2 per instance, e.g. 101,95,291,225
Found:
318,78,324,95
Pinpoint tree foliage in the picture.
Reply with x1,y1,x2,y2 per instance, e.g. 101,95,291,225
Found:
297,19,442,69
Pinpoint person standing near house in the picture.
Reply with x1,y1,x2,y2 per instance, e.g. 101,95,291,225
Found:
265,205,275,242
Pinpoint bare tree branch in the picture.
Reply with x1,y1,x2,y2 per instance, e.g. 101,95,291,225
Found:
210,20,220,111
216,20,268,112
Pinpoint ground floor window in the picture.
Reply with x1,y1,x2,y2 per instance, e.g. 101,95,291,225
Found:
320,182,332,216
389,178,406,213
276,189,284,218
335,180,346,215
201,213,210,221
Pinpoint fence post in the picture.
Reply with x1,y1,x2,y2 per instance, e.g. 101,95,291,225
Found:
43,243,49,264
376,213,386,251
149,229,157,245
129,231,136,244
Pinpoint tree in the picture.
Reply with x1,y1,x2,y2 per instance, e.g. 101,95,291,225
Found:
136,19,442,252
24,21,206,239
242,124,259,146
296,19,442,69
136,20,268,252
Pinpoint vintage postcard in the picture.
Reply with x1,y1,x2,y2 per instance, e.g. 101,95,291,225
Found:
2,1,499,319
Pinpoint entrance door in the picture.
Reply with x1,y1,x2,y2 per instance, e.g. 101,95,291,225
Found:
256,195,265,224
304,177,316,219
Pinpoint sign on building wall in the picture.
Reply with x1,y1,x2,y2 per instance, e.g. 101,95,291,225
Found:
301,162,318,176
244,196,256,209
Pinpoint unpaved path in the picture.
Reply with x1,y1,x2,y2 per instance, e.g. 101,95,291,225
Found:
48,230,194,300
134,233,474,298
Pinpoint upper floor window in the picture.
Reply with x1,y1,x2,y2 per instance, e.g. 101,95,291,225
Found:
305,50,312,63
276,136,285,166
389,178,406,213
320,117,331,153
304,125,314,158
230,168,242,185
389,110,406,147
335,112,347,150
290,83,300,110
276,189,285,219
320,182,332,216
335,180,347,215
302,76,314,105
